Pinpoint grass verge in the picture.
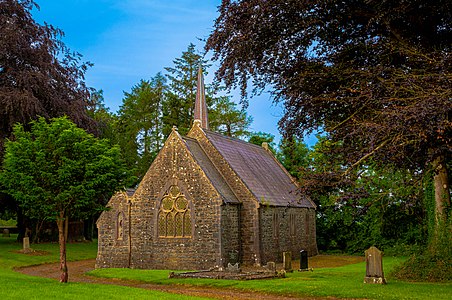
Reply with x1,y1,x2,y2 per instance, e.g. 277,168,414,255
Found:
90,256,452,300
0,235,207,300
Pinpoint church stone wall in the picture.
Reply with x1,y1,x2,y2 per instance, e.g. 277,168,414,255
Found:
96,193,130,268
220,204,241,265
188,126,261,265
306,208,318,256
125,132,224,270
259,206,318,264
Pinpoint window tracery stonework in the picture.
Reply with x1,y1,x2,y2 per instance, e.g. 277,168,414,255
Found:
158,185,192,238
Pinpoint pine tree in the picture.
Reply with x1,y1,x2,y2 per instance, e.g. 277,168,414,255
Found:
163,43,209,136
117,73,167,177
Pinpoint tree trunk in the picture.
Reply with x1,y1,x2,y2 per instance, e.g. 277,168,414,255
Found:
32,220,44,244
57,211,68,283
16,208,28,242
433,156,450,224
64,216,69,242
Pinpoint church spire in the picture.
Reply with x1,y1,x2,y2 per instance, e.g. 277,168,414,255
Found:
194,65,209,130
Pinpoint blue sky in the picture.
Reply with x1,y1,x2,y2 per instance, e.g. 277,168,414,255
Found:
32,0,316,146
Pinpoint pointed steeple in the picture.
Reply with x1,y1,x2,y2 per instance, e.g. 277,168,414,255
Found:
194,65,209,130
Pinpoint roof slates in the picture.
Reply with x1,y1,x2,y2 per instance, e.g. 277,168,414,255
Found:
205,131,313,208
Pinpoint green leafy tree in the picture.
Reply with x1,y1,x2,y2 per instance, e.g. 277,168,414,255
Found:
207,0,451,254
0,0,97,239
163,43,210,136
117,74,166,178
0,117,129,283
277,136,310,179
87,89,119,143
209,95,252,138
310,137,426,253
248,132,276,153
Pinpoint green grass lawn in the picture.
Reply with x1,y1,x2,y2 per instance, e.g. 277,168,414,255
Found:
0,235,207,300
90,256,452,300
1,235,451,300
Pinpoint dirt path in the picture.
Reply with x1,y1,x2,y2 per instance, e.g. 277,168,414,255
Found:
17,256,363,299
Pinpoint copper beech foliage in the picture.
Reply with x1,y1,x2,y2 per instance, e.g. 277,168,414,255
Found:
206,0,451,183
0,0,96,154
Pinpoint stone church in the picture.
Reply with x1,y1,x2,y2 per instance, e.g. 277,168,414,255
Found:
96,68,317,270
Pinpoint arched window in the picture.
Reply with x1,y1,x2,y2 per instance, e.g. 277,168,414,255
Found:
289,212,296,237
117,212,124,240
158,185,192,238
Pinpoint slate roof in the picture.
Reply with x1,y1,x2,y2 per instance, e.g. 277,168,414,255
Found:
204,131,314,208
183,136,240,204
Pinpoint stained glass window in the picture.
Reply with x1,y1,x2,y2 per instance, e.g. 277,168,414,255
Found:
158,185,192,238
183,211,192,237
175,213,183,236
158,211,166,237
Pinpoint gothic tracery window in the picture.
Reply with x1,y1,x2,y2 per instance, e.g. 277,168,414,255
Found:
158,185,192,238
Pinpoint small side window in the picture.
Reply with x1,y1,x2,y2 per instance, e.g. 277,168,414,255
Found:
117,212,124,240
272,211,279,239
289,213,296,237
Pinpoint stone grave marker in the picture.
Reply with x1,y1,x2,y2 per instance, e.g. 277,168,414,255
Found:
2,228,10,237
364,246,386,284
299,250,308,271
266,261,276,273
283,251,292,272
228,250,239,265
226,262,241,273
23,236,32,253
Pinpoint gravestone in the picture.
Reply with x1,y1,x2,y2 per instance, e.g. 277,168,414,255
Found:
266,261,276,273
228,250,239,265
364,246,386,284
226,262,241,273
23,237,32,253
283,251,292,272
299,250,308,271
2,229,10,237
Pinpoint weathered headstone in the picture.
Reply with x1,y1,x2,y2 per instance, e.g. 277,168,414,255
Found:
226,262,241,273
2,228,10,237
266,261,276,273
299,250,308,271
283,251,292,272
23,237,32,253
228,250,239,265
364,246,386,284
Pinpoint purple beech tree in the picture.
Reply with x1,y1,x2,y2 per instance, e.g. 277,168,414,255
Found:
206,0,451,243
0,0,96,154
